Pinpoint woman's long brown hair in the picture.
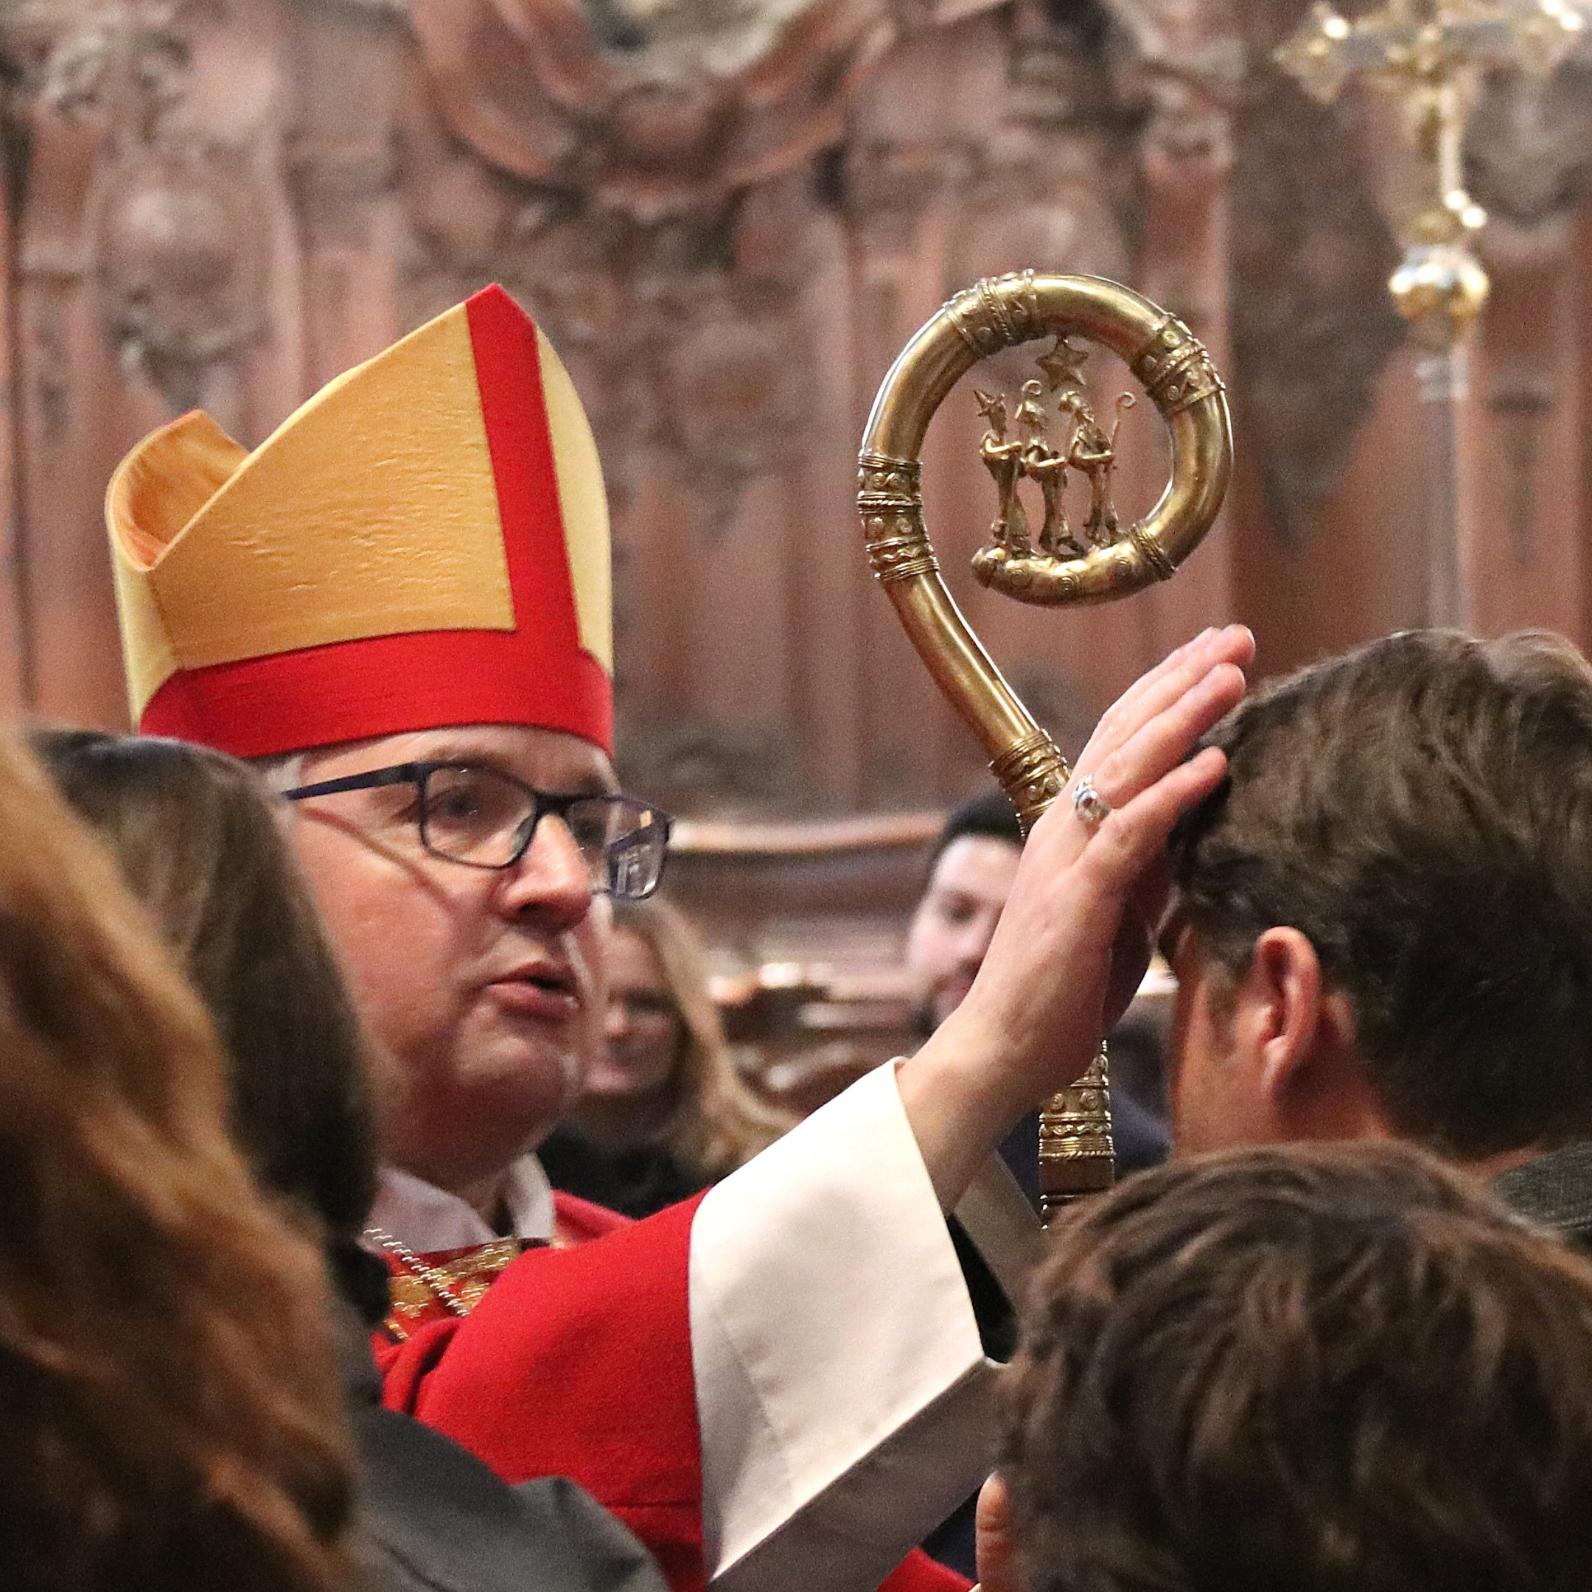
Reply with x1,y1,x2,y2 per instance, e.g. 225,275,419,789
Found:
34,730,379,1251
608,898,789,1180
0,739,355,1591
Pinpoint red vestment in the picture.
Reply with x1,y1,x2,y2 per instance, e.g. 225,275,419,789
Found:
374,1196,970,1592
378,1201,705,1590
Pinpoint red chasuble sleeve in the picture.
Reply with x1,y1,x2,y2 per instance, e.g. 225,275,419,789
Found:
553,1188,632,1245
879,1552,973,1592
376,1197,707,1592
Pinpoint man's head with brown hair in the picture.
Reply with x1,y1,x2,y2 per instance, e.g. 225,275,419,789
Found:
1000,1142,1592,1592
1162,629,1592,1162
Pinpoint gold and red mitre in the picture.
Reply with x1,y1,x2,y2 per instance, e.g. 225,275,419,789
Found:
105,285,614,758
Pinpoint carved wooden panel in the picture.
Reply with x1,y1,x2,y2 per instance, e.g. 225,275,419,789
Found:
2,0,1592,983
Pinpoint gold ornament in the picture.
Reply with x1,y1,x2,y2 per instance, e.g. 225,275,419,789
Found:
857,272,1232,1221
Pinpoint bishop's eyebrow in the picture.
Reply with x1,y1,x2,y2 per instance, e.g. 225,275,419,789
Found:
412,743,619,798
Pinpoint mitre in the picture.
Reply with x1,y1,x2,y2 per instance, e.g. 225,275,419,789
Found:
105,285,614,758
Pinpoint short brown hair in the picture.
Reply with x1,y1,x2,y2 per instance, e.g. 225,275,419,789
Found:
926,789,1022,873
1168,629,1592,1158
1002,1143,1592,1592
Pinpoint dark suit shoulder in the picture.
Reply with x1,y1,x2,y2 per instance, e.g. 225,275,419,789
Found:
1493,1144,1592,1254
354,1405,666,1592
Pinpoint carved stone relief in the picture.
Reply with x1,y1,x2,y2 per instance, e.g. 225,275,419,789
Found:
398,149,815,537
1102,0,1247,97
88,139,268,407
951,57,1137,288
1466,63,1592,230
12,1,274,414
843,135,963,257
404,0,993,224
654,273,813,533
1006,3,1144,258
12,0,1587,821
1100,0,1243,339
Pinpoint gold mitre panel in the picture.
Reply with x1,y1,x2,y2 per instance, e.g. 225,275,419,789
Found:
107,301,517,723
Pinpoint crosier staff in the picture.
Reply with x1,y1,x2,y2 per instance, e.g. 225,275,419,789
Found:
857,270,1233,1222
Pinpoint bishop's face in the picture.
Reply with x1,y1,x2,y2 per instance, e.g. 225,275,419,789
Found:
286,723,613,1199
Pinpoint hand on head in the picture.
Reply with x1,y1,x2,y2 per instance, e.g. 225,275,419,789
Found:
898,624,1253,1206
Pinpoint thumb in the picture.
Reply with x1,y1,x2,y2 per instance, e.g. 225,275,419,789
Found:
975,1473,1021,1592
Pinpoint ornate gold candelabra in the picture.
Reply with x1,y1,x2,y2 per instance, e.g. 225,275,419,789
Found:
1275,0,1584,624
857,271,1232,1222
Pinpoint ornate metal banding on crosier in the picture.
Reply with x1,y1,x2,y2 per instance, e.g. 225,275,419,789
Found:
857,270,1233,1224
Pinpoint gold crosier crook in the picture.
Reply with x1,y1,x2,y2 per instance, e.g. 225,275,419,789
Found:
857,270,1233,1224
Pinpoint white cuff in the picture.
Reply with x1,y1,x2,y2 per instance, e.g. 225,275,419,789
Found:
690,1061,997,1592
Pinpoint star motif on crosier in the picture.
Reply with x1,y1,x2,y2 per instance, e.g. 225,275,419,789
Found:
1037,335,1089,393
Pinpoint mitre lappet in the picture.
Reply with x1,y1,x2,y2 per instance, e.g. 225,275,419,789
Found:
105,285,614,757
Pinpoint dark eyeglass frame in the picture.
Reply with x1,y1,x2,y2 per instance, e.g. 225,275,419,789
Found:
280,760,673,899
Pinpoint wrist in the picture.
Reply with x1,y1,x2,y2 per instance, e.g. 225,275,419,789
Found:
895,1013,1027,1210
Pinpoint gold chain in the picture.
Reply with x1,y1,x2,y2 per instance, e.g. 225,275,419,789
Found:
364,1225,471,1318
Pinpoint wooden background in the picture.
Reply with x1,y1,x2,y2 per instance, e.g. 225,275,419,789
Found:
4,0,1592,1021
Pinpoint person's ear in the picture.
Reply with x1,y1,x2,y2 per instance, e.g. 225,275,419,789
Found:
1233,926,1379,1140
1232,927,1323,1097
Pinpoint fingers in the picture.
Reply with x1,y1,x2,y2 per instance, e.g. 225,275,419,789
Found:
1099,625,1217,722
1087,661,1245,810
975,1475,1021,1592
1023,631,1245,873
1085,624,1253,767
1091,625,1251,755
1072,745,1228,904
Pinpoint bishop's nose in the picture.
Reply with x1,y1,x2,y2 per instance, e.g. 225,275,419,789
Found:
495,814,592,930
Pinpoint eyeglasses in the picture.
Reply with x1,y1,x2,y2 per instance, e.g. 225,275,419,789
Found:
282,761,672,901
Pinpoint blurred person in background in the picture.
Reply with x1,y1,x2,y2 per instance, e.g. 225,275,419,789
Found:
542,899,790,1219
0,736,354,1592
986,1142,1592,1592
36,729,668,1592
906,790,1168,1197
906,792,1024,1038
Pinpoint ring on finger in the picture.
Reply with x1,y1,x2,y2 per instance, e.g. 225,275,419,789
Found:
1072,774,1113,829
